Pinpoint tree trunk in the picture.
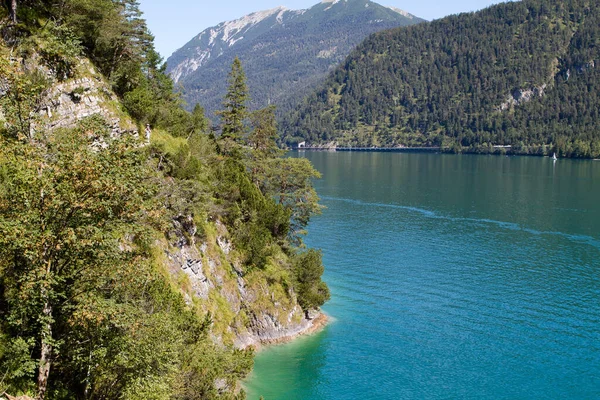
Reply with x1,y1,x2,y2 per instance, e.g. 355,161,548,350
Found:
10,0,17,24
83,348,92,399
36,256,53,400
36,296,52,400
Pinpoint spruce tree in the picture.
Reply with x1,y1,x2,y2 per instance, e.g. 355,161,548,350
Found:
217,57,249,154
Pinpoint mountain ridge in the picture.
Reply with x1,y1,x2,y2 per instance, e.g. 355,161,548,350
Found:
168,6,302,83
166,0,424,119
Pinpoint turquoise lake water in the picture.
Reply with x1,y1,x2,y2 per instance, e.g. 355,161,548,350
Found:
245,152,600,399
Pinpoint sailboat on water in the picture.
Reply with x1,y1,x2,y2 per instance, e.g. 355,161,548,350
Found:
552,152,558,161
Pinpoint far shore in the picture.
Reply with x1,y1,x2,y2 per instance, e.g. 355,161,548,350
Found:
291,147,600,160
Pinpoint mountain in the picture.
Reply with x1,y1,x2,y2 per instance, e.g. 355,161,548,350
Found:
166,0,424,119
282,0,600,158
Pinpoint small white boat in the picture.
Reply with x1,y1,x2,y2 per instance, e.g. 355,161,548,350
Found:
552,152,558,161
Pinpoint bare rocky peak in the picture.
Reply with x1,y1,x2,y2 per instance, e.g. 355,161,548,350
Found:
385,5,415,18
168,6,301,82
167,0,417,83
166,0,423,120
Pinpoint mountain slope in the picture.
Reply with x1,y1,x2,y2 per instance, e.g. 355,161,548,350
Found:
282,0,600,158
166,0,424,119
167,6,302,83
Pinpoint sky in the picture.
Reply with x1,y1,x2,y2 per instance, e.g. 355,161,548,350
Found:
138,0,508,59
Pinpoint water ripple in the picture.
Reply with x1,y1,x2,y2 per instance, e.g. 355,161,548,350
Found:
248,154,600,400
320,195,600,249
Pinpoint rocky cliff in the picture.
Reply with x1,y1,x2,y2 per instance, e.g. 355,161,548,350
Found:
21,52,322,351
1,3,328,397
162,216,323,349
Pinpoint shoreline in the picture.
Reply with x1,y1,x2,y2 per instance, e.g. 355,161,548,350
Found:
260,312,329,347
243,312,329,352
292,147,599,160
296,146,440,153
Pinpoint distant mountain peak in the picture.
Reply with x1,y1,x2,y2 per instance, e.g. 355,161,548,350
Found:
385,6,415,18
166,0,424,118
169,6,303,82
322,0,342,11
217,7,289,45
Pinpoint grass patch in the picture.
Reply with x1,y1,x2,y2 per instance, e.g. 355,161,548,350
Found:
151,129,187,155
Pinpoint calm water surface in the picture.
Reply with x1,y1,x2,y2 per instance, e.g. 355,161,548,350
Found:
245,153,600,399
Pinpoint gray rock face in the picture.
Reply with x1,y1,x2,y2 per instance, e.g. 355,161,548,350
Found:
185,258,203,275
499,84,547,111
35,60,136,137
3,54,136,139
162,216,316,349
167,242,213,300
233,304,317,349
217,236,231,254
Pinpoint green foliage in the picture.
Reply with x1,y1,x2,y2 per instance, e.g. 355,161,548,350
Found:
168,103,209,140
0,52,50,140
172,144,204,180
0,6,329,398
220,57,249,137
293,250,330,315
283,0,600,158
6,0,201,138
0,336,37,394
150,129,188,156
64,0,153,79
263,158,323,244
0,122,253,398
248,105,282,159
0,122,157,396
122,81,155,122
247,105,285,188
214,158,290,267
23,21,83,80
2,0,209,139
174,342,252,400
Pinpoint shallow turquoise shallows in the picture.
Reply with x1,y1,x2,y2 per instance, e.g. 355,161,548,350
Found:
244,152,600,400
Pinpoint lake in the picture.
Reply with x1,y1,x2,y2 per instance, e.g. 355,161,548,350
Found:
245,152,600,399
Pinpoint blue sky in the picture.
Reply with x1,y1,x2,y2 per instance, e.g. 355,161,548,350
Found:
139,0,507,59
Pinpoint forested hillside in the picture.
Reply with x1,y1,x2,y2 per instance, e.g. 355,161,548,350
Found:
0,1,328,399
167,0,423,120
283,0,600,158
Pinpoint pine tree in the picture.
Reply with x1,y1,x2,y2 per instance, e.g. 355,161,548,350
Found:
248,105,280,158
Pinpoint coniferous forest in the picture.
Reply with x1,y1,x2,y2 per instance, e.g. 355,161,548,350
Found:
282,0,600,158
0,1,328,399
